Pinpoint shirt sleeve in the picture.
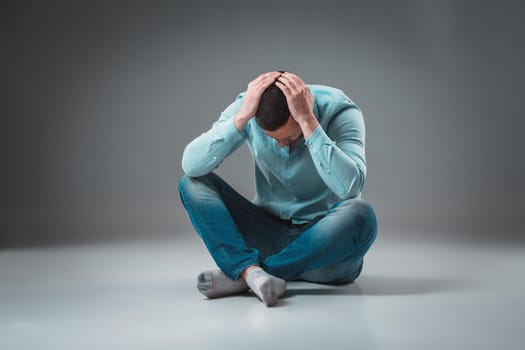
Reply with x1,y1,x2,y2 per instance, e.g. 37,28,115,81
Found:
181,96,247,177
304,105,367,200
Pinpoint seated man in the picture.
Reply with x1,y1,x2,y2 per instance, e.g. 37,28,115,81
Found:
179,71,377,306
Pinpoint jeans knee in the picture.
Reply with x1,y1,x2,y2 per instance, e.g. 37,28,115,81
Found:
178,175,191,207
179,172,213,190
340,198,378,248
178,174,195,199
348,199,375,222
178,172,226,209
178,175,188,192
178,174,209,204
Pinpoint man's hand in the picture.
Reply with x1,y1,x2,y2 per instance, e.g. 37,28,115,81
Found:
275,72,319,138
234,71,282,132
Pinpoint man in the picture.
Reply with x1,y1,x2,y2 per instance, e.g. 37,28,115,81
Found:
179,71,377,306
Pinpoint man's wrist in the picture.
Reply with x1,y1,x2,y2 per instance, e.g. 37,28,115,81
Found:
233,111,253,132
297,114,319,138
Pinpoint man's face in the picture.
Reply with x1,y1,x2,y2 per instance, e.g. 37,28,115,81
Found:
264,117,303,148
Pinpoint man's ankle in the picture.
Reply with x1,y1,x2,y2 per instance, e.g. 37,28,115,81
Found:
241,265,260,281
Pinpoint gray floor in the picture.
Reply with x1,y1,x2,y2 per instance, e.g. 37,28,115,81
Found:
1,232,524,350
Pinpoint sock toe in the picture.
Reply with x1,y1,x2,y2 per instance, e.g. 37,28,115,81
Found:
197,271,213,298
259,278,277,306
275,279,287,298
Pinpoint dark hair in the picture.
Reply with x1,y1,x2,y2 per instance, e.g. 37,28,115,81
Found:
255,83,290,131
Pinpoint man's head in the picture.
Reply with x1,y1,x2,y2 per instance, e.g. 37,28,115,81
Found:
255,81,303,148
255,84,290,131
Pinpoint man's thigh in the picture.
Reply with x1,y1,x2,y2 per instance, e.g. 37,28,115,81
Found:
201,173,287,259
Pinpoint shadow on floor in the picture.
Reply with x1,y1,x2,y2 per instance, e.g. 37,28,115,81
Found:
285,275,474,297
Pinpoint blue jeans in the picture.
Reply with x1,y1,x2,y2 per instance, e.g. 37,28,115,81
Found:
178,172,377,283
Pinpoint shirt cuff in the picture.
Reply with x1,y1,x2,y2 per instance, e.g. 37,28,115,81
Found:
304,125,334,155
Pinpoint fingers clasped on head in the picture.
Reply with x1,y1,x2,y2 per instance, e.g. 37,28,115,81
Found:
254,71,306,96
275,71,305,96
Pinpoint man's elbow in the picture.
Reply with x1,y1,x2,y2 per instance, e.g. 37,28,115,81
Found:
338,188,360,201
338,171,366,200
181,161,209,178
181,150,205,178
182,165,204,178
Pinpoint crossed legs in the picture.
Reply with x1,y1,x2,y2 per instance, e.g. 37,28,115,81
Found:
178,173,377,305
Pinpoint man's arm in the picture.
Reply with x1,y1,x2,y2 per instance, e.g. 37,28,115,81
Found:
275,73,366,199
181,98,246,177
304,106,367,200
181,71,282,177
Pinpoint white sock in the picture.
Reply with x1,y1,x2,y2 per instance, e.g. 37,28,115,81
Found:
245,267,287,306
197,270,248,298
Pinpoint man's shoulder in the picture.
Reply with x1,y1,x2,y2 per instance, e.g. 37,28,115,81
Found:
308,84,346,98
308,84,359,115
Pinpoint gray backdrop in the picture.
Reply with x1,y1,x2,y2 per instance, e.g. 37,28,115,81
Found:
2,0,524,247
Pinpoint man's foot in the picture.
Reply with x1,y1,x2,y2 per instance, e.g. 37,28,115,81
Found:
197,270,249,298
244,266,287,306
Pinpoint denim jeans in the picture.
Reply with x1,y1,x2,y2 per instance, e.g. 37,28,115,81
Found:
178,172,377,283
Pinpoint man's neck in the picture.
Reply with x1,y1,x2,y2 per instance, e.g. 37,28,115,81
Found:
289,136,303,153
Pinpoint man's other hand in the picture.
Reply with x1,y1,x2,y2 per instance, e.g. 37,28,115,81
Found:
275,72,319,138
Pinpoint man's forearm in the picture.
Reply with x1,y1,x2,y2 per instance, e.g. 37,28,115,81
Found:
304,125,366,200
297,113,320,139
182,117,246,177
233,111,253,132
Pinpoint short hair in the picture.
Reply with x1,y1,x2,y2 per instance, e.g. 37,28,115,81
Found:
255,84,290,131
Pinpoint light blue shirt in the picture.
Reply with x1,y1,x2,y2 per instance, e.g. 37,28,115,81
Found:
182,84,367,224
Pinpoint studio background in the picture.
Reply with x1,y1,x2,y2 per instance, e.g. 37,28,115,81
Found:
2,0,524,247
